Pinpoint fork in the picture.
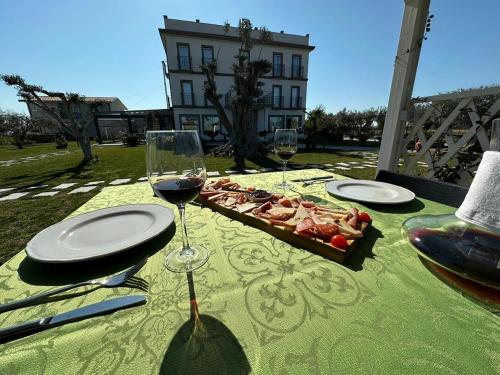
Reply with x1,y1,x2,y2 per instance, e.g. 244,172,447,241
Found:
0,258,147,314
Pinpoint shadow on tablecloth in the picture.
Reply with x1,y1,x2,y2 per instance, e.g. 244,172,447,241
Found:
159,271,251,375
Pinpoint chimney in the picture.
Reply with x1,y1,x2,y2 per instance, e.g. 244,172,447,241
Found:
306,33,309,37
195,19,200,23
280,31,284,34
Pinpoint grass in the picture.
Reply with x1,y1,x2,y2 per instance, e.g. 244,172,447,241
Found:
0,142,378,264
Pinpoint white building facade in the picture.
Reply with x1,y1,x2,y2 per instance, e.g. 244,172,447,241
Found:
159,17,314,141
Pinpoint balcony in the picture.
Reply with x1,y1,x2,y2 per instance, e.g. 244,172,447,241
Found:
289,97,303,109
177,56,192,71
272,96,284,109
181,92,195,106
272,64,285,78
201,57,216,66
291,65,304,79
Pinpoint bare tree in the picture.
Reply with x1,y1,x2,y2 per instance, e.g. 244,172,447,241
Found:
1,74,94,162
0,110,35,149
201,19,272,167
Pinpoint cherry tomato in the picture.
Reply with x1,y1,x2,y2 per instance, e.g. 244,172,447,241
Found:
358,212,372,223
330,234,348,249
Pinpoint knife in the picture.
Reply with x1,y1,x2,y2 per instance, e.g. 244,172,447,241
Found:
0,295,146,344
291,175,333,182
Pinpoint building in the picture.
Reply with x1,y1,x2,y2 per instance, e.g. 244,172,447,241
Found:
159,17,314,141
25,96,127,137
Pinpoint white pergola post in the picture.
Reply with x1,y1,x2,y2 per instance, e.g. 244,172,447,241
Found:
378,0,431,172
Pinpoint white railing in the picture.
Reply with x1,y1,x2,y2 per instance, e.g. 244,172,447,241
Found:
398,86,500,180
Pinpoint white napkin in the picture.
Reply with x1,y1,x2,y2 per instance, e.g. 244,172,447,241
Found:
455,151,500,233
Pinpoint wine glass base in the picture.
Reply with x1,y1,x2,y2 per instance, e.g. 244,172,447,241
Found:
165,245,209,273
275,182,294,190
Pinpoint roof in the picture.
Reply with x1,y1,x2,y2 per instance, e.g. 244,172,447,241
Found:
36,96,119,103
160,18,315,51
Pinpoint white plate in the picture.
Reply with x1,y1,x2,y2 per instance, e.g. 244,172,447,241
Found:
325,180,415,204
26,204,174,263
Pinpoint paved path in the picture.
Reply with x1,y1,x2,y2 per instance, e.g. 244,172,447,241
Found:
0,152,416,202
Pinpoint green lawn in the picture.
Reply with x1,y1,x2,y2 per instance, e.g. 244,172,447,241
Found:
0,142,378,264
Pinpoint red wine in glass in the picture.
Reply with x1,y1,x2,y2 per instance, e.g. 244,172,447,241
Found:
277,151,295,161
153,177,204,205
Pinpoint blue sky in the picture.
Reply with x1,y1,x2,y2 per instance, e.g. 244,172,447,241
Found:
1,0,499,114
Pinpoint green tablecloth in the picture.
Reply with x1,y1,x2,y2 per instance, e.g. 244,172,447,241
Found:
0,170,498,374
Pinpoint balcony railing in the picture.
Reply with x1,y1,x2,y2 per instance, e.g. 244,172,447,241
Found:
178,56,192,71
181,92,195,106
272,96,284,108
291,65,304,79
201,57,216,66
289,97,303,109
272,64,285,78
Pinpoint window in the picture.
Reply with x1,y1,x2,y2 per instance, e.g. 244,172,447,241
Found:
286,116,302,129
179,114,199,131
202,45,214,65
272,53,283,77
291,54,302,78
268,116,285,132
177,43,191,70
73,104,82,119
181,80,194,106
272,85,282,108
290,86,300,108
202,115,221,137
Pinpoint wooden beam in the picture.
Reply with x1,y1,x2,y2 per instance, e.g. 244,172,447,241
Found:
378,0,431,173
414,85,500,103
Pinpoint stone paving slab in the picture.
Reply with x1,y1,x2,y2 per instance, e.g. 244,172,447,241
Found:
68,186,98,194
225,170,239,175
53,183,77,190
243,169,259,174
109,179,131,185
335,166,351,170
362,164,376,168
348,161,360,164
323,164,334,167
0,192,29,201
85,181,106,186
259,168,274,172
0,188,15,194
33,191,60,197
137,177,149,182
207,171,221,177
336,163,350,167
353,166,366,169
27,185,48,190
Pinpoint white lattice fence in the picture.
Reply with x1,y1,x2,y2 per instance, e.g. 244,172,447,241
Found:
398,86,500,181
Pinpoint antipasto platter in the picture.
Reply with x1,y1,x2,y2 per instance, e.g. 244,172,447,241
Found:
198,178,372,263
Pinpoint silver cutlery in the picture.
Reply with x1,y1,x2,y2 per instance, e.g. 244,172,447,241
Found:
302,178,335,187
291,175,333,183
0,295,146,344
0,259,147,314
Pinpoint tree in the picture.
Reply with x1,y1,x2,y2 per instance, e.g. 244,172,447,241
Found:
1,74,94,162
202,19,272,167
0,110,35,149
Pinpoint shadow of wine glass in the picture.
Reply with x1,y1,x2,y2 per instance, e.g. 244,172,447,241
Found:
159,272,251,375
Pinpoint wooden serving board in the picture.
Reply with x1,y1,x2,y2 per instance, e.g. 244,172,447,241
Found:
198,198,370,264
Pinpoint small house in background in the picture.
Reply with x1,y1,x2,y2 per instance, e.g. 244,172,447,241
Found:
23,96,128,138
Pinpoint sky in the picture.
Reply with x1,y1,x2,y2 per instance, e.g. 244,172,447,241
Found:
1,0,499,114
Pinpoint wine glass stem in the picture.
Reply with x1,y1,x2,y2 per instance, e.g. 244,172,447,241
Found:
282,161,287,185
177,204,193,256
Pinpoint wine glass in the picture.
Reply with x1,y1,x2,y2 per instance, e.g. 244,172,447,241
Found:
146,130,209,272
274,128,297,190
